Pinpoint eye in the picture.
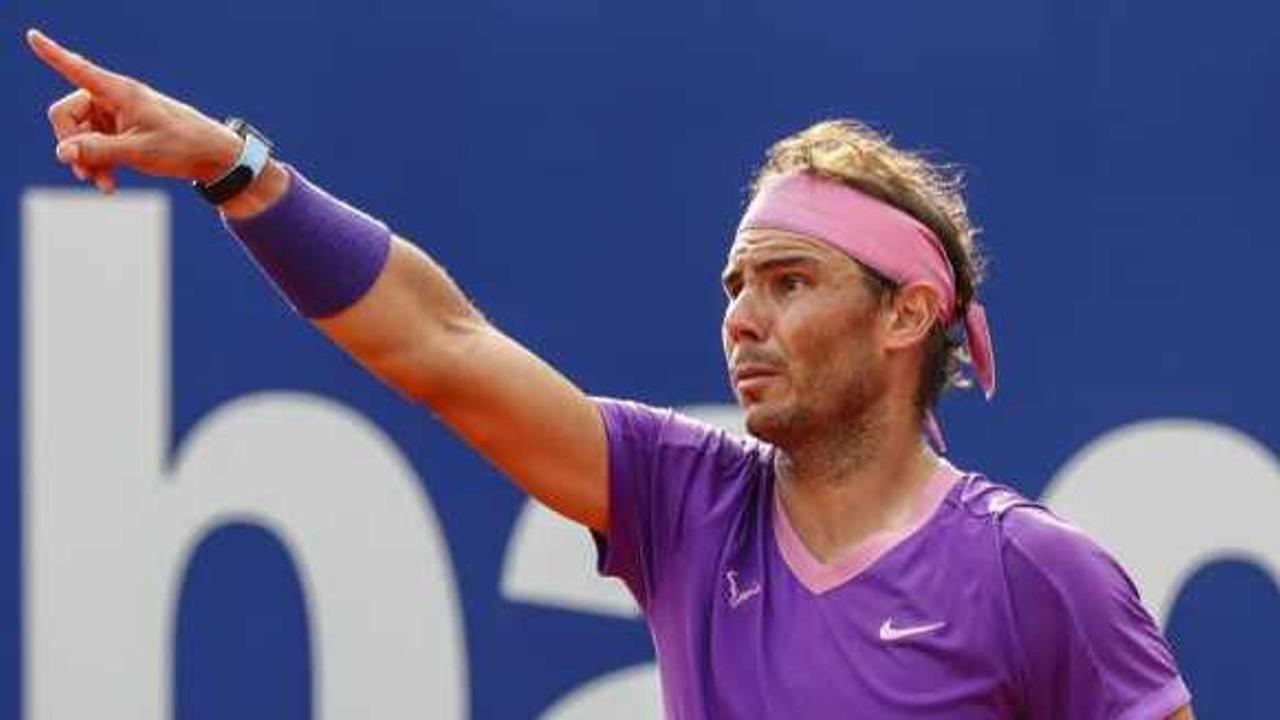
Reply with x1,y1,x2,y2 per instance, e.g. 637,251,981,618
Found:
776,273,809,295
721,272,742,298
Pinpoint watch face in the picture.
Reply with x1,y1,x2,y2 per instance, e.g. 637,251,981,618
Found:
225,117,273,151
193,117,272,204
244,123,273,151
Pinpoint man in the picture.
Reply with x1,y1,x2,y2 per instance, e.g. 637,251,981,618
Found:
27,28,1191,718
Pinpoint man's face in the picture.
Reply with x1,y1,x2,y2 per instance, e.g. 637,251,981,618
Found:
721,229,890,445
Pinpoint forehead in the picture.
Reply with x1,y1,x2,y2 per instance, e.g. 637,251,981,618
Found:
724,228,852,271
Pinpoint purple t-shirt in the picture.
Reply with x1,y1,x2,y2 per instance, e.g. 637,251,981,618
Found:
592,398,1190,719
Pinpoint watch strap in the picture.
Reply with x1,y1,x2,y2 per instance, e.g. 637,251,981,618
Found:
194,118,272,205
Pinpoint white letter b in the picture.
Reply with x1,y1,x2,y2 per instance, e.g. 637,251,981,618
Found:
22,191,467,718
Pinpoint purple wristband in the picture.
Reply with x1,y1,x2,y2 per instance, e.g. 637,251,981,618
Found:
223,163,392,318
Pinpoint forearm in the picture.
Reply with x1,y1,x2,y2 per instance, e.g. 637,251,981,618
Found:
218,167,608,527
218,157,290,220
313,235,491,402
216,159,486,399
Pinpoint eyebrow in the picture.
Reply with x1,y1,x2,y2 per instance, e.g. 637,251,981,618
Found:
721,254,822,291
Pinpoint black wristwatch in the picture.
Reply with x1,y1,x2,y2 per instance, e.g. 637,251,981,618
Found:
193,117,274,205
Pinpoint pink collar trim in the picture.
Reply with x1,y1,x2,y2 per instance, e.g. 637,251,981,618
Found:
772,460,962,595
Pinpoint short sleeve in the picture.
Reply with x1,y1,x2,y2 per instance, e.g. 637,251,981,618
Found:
1000,507,1191,720
589,397,758,611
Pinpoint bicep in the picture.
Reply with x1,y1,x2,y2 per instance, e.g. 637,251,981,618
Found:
316,235,609,530
420,325,609,531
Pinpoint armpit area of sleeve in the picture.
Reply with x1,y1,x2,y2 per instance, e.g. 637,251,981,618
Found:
1001,507,1191,719
587,398,660,608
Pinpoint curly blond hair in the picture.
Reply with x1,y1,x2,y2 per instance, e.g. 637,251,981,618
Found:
750,119,987,410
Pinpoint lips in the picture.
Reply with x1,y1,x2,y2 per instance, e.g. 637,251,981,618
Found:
732,365,778,383
731,364,781,394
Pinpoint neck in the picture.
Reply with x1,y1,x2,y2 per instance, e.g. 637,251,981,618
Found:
773,402,940,564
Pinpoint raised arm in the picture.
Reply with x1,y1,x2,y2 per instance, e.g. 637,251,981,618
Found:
26,29,610,530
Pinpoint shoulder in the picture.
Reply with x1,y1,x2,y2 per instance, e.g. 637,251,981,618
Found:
979,484,1191,716
996,498,1138,604
947,472,1041,528
947,473,1143,638
589,398,774,592
947,473,1114,572
944,471,1142,610
592,396,769,473
940,472,1188,715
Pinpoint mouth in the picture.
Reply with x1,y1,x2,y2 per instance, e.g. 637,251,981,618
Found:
731,365,780,393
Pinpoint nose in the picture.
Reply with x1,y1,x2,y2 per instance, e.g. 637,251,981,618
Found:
723,289,766,348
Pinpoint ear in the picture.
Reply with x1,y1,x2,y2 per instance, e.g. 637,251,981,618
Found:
882,282,941,351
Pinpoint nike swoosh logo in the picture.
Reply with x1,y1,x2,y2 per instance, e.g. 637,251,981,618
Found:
878,619,947,642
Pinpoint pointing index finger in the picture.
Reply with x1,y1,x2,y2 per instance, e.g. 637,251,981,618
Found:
26,29,132,106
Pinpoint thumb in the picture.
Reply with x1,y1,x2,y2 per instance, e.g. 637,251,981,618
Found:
56,132,136,167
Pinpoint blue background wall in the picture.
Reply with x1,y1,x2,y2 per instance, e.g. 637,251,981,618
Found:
5,0,1279,717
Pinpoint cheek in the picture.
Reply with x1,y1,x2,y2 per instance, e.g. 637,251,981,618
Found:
785,302,879,378
796,330,852,387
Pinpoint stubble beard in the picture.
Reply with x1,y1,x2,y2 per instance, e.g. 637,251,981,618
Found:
743,362,887,462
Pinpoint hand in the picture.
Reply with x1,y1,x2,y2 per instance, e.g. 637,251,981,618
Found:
26,28,242,193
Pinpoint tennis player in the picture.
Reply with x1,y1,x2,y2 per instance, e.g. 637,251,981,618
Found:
28,28,1192,719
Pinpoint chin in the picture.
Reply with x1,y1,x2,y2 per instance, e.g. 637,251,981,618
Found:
741,402,795,445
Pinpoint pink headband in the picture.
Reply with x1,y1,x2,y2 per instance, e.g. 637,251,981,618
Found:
737,171,996,450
